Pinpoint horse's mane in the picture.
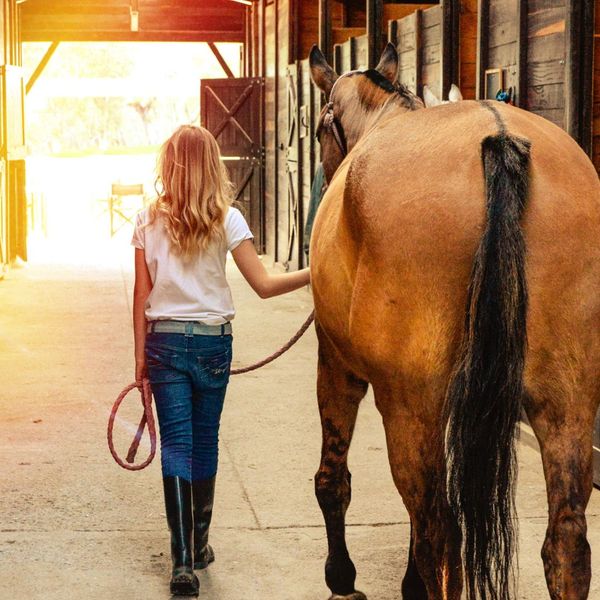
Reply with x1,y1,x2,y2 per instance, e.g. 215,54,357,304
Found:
362,69,422,110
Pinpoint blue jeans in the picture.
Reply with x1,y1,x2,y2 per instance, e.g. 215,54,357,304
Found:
145,331,232,480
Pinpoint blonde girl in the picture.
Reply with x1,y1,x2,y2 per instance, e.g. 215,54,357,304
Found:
131,125,310,596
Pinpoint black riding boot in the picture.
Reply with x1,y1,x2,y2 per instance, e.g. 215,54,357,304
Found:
192,477,216,570
163,476,199,596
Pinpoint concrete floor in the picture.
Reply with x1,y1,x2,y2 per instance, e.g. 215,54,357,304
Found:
0,243,599,600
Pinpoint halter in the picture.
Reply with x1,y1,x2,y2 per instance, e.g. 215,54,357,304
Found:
321,70,361,157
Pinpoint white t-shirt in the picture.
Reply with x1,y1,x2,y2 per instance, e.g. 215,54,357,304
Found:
131,206,253,325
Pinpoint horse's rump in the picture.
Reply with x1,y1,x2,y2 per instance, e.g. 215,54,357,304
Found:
312,101,600,383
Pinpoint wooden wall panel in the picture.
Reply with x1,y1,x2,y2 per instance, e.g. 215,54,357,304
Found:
487,0,519,95
298,0,318,61
389,4,447,98
333,33,368,73
390,11,419,93
525,1,566,128
298,0,344,62
384,4,435,23
354,34,368,69
421,5,442,98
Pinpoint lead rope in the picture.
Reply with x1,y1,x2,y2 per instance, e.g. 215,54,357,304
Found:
108,310,315,470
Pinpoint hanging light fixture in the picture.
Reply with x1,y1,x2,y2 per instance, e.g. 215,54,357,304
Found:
130,0,139,32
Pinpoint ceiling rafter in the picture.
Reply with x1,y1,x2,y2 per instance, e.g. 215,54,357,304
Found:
20,0,247,43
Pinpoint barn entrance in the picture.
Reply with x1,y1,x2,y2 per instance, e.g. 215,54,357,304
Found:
2,0,256,268
23,41,246,265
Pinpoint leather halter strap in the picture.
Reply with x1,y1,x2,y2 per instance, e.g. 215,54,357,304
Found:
321,70,361,157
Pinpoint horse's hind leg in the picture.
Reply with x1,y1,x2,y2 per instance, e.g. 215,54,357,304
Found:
525,384,598,600
402,524,428,599
314,324,369,600
374,384,462,600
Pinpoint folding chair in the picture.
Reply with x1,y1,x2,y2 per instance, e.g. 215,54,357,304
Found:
109,183,146,237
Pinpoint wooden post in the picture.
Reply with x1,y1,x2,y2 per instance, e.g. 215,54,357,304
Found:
415,10,423,98
319,0,333,65
274,0,279,261
334,44,342,73
475,0,489,100
367,0,383,69
565,0,594,154
441,0,460,98
565,0,594,152
516,0,528,108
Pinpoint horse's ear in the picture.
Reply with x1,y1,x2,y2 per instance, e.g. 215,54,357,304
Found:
423,85,441,108
448,84,463,102
309,45,338,97
375,43,398,83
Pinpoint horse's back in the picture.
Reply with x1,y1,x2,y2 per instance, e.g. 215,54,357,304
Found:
311,100,600,387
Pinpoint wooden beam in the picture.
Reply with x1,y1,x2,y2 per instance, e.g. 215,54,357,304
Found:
366,0,383,69
516,0,528,108
21,30,244,43
318,0,333,65
475,0,489,100
208,41,235,78
26,41,59,95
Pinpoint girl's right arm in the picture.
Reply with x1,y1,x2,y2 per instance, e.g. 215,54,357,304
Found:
231,239,310,299
133,248,153,385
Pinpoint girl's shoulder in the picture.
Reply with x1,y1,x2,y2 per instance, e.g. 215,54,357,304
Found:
224,206,248,228
225,205,241,221
135,206,151,226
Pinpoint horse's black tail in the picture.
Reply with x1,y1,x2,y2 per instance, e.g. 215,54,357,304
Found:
445,131,531,600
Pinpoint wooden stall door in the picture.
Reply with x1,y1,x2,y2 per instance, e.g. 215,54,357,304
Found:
200,77,264,251
298,58,322,260
285,63,301,270
388,3,458,101
334,34,369,74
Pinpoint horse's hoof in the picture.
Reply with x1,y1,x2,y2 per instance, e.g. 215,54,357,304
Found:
329,592,367,600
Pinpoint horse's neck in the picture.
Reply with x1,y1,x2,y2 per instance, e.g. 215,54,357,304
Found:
348,97,410,151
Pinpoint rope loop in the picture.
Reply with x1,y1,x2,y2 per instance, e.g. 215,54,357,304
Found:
107,378,157,471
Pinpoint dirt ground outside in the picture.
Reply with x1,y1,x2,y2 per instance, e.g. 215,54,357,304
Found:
0,243,599,600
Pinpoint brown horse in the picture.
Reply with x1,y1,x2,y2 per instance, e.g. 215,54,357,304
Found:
308,43,600,600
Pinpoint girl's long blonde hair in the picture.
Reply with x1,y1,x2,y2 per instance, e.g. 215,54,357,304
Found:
150,125,233,257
